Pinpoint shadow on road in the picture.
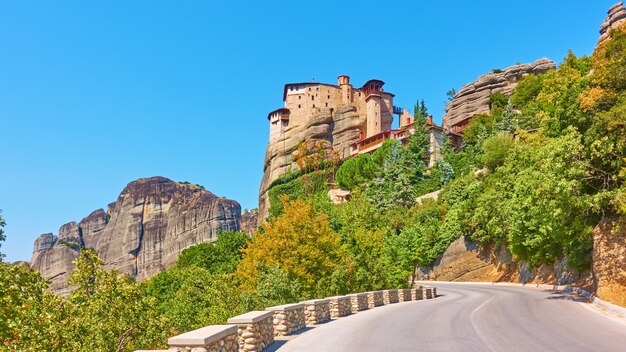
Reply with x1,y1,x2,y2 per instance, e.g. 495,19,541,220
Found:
545,290,589,303
265,322,334,352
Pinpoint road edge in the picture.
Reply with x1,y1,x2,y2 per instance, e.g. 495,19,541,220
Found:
417,280,626,319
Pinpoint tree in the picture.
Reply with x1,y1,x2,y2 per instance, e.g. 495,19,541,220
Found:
177,231,249,274
237,199,342,297
65,248,169,352
0,210,5,259
446,88,457,102
369,140,416,210
0,262,67,351
335,153,377,190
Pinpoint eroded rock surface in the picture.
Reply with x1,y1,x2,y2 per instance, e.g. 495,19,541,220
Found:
599,2,626,44
443,59,556,132
259,105,365,219
30,176,241,295
416,236,586,286
592,215,626,307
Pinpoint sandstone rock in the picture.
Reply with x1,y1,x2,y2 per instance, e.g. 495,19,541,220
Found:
592,215,626,307
599,2,626,44
443,59,556,133
258,105,365,220
416,236,585,285
240,209,258,235
30,176,241,295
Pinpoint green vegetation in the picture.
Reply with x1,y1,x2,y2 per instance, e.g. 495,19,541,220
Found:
4,23,626,352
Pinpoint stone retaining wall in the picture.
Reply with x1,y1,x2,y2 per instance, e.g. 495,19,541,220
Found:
367,291,384,308
412,287,424,300
227,311,274,352
167,325,238,352
265,303,305,336
349,293,369,312
138,286,441,352
383,289,399,304
328,296,352,319
302,299,330,325
399,289,412,302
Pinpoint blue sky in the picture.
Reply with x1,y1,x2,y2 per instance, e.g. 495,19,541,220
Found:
0,0,615,262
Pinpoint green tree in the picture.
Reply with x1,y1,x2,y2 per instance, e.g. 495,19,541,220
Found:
66,248,169,351
369,140,416,210
237,199,342,297
177,231,249,274
335,153,377,190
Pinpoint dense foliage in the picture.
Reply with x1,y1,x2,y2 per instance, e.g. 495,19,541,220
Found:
3,23,626,352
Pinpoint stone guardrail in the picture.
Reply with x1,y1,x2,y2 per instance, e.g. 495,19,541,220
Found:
367,290,384,308
137,286,438,352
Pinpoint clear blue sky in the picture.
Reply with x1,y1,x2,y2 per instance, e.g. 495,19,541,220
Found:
0,0,615,262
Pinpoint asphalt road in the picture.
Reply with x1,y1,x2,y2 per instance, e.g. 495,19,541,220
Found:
273,283,626,352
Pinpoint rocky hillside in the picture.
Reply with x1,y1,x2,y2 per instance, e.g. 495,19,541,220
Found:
30,176,241,295
443,58,555,131
259,105,364,219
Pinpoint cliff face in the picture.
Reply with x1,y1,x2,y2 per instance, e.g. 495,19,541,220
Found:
30,176,241,295
416,236,587,286
240,209,259,235
443,58,556,131
592,215,626,307
259,105,365,219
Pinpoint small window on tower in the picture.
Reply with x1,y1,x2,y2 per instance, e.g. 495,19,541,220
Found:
298,104,301,108
313,104,315,108
325,103,328,107
327,95,330,99
312,96,314,101
299,95,301,100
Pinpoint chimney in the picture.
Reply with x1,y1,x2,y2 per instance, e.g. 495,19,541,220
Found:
428,115,434,125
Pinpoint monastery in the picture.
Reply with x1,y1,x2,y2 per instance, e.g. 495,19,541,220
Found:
266,75,461,167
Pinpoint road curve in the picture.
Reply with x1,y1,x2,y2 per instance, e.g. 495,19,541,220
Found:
273,283,626,352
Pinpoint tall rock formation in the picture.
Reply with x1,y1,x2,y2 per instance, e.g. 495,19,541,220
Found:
30,176,241,295
259,105,365,219
443,58,556,133
599,2,626,44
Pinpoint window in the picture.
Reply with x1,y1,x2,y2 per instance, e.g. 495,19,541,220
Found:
316,87,319,91
328,95,330,99
299,95,301,100
309,87,312,91
313,104,315,108
325,103,328,107
311,96,314,101
298,104,301,108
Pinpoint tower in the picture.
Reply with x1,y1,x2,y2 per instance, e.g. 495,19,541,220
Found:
267,108,290,142
363,79,385,137
338,75,352,104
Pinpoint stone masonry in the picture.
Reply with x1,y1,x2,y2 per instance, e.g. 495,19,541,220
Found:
383,289,399,304
349,293,369,312
411,287,424,301
367,291,384,308
399,289,413,302
167,325,238,352
328,296,352,319
264,303,305,337
227,311,274,352
425,287,433,299
302,299,330,325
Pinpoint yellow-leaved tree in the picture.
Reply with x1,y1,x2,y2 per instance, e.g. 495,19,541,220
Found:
237,198,342,297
